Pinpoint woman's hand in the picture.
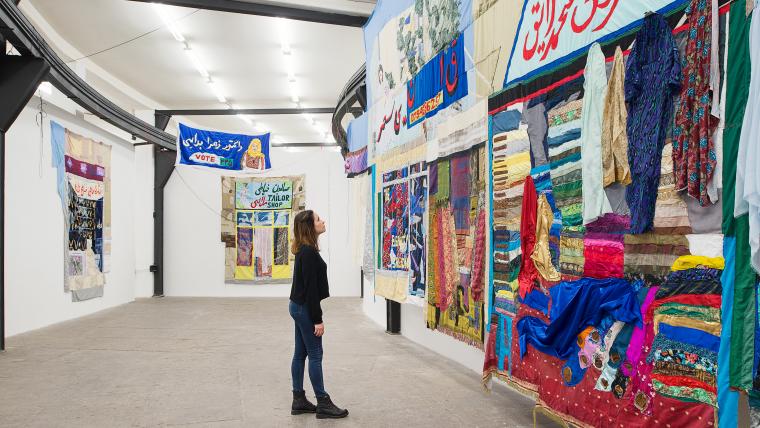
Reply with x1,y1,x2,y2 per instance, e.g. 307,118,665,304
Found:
314,323,325,337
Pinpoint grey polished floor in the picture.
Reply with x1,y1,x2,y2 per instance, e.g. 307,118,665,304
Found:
0,297,555,427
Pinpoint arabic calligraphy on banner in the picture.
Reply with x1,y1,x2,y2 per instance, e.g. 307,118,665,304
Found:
371,86,423,157
176,123,271,172
235,179,293,210
407,33,468,128
504,0,683,86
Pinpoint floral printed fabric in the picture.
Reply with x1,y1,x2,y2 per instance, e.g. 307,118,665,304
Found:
672,0,718,207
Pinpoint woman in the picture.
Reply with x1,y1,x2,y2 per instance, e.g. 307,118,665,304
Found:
288,210,348,419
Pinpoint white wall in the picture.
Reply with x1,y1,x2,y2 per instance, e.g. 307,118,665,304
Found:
163,147,359,297
361,277,485,374
4,99,145,337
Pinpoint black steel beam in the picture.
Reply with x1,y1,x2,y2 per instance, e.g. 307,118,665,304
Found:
0,131,4,351
155,107,344,116
0,56,49,132
152,146,176,297
127,0,368,27
331,63,366,154
0,0,176,149
154,112,171,131
271,142,340,148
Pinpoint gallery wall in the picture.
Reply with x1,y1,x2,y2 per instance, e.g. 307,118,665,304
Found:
361,281,485,374
163,147,359,297
4,99,151,337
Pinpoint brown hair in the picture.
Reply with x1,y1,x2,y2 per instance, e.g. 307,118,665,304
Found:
291,210,319,254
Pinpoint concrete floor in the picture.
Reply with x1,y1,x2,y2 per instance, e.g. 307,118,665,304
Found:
0,297,555,428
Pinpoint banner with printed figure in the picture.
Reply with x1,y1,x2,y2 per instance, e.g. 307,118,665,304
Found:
51,121,112,302
221,175,305,283
177,123,271,172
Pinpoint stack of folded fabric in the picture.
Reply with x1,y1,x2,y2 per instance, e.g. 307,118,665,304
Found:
547,100,584,229
624,234,691,285
645,255,724,408
492,124,531,317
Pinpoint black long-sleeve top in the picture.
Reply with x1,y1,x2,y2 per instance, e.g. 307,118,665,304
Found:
289,245,330,324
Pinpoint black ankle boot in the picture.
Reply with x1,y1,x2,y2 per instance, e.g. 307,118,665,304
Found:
291,390,317,415
316,394,349,419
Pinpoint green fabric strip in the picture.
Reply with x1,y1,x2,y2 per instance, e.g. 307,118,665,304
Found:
724,1,756,391
436,160,451,204
722,3,752,236
731,216,757,390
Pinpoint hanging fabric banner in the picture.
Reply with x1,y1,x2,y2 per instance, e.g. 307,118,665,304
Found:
407,32,469,128
503,0,688,87
51,121,112,302
221,175,305,283
235,179,293,210
176,123,271,172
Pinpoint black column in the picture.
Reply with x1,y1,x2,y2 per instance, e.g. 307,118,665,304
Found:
151,145,176,297
0,131,5,351
386,300,401,334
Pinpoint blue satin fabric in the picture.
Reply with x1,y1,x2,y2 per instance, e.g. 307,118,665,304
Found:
521,289,550,317
659,323,721,354
517,278,642,360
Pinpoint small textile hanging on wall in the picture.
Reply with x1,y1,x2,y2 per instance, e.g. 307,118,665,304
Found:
426,145,486,348
221,175,305,283
376,159,428,302
51,121,112,302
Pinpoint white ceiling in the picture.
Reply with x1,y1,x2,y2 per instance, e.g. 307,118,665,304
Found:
21,0,372,144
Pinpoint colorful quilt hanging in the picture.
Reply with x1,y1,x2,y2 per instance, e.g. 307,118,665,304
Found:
221,175,305,283
426,146,487,348
51,121,112,302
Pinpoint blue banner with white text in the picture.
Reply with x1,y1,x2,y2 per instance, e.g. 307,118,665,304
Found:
406,32,468,128
177,123,271,172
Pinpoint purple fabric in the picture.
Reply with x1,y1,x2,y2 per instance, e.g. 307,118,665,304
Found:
344,146,368,174
621,286,659,377
450,153,471,232
585,213,631,233
429,162,439,195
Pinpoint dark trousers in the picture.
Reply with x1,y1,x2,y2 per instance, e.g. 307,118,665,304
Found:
289,300,326,397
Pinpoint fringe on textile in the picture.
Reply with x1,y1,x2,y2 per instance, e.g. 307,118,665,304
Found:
535,400,594,428
483,370,540,399
434,326,484,350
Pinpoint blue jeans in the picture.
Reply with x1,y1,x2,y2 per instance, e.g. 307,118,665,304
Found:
289,300,326,397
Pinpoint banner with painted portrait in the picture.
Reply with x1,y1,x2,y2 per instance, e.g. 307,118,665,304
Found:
176,123,271,172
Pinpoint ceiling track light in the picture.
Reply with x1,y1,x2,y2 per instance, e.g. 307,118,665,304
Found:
153,3,186,42
207,80,227,103
184,47,210,79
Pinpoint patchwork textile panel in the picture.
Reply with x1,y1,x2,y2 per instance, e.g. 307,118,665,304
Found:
221,175,305,283
377,162,428,300
51,121,112,302
426,146,487,348
482,5,736,425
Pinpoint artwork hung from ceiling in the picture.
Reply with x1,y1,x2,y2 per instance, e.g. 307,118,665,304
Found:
176,123,271,172
426,145,488,348
220,175,305,283
363,0,476,160
348,0,760,425
51,121,112,302
373,144,429,303
482,1,760,425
